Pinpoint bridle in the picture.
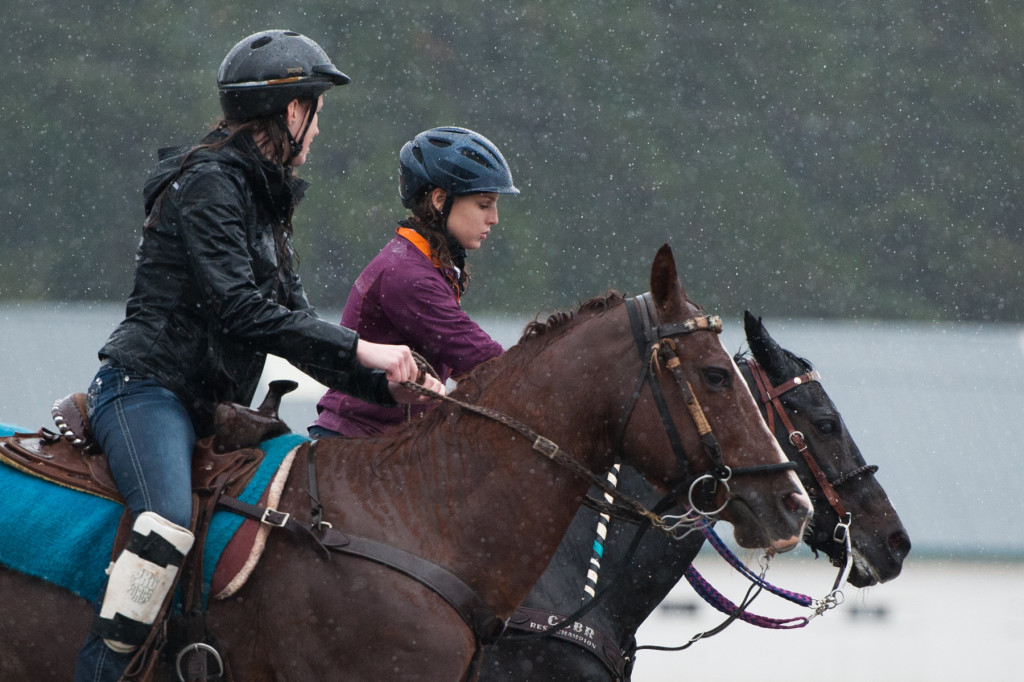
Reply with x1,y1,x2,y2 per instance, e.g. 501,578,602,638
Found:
742,355,879,567
618,294,798,534
455,291,799,650
634,355,882,655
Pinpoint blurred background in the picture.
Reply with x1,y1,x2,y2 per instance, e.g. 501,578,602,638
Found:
4,1,1022,321
2,2,1022,680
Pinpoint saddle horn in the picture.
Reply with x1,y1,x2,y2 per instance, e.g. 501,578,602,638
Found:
256,379,299,419
213,380,297,453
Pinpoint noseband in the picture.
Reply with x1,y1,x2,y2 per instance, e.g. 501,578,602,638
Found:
621,294,797,520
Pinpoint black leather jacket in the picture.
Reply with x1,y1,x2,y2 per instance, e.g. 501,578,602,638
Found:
99,130,392,433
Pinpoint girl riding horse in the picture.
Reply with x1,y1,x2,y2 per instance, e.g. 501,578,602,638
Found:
311,126,518,438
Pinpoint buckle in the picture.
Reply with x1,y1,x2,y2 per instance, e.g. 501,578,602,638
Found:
260,507,290,527
532,436,559,459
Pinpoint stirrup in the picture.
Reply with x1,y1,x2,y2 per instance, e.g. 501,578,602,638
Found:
175,642,225,682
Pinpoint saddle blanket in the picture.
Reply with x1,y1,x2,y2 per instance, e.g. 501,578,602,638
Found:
0,422,308,606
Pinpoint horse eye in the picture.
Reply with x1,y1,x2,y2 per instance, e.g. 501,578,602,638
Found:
815,419,840,436
702,367,731,388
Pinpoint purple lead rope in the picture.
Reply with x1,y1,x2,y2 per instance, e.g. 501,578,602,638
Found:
699,523,815,607
678,521,815,629
683,565,809,629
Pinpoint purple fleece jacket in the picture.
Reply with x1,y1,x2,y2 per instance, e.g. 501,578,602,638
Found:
313,232,504,437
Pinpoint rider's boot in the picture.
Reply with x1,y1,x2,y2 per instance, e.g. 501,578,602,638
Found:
90,511,194,653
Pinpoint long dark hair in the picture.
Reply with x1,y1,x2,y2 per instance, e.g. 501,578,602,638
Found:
147,111,304,276
403,189,472,294
148,112,295,220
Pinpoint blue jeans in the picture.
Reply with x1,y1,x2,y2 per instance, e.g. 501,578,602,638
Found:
308,424,341,439
74,363,197,682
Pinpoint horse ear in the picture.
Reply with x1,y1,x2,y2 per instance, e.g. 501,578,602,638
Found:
650,244,687,316
744,310,789,376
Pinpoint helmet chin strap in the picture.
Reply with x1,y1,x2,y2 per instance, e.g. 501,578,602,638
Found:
437,191,467,291
279,101,316,161
440,191,456,228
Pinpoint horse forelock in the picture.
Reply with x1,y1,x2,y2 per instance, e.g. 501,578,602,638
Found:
787,350,814,372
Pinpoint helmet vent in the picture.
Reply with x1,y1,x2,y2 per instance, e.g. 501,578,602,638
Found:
427,138,453,149
411,146,425,164
250,36,273,50
440,160,479,181
460,147,495,170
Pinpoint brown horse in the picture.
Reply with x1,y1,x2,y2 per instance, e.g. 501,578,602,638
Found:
0,245,812,681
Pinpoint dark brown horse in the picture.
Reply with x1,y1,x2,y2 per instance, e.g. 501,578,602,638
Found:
0,245,812,681
480,311,912,681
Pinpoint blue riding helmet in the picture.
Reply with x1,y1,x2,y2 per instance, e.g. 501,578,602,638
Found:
399,127,520,209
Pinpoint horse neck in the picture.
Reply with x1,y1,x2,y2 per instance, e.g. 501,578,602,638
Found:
459,312,639,599
522,468,706,642
326,304,638,614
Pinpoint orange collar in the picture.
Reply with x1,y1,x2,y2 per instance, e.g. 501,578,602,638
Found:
396,226,461,304
397,226,432,262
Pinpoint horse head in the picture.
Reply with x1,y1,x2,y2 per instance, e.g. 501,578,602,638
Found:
742,311,911,585
616,245,813,552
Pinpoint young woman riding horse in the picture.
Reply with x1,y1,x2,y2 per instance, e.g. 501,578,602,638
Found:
311,126,517,439
480,312,912,681
71,30,443,682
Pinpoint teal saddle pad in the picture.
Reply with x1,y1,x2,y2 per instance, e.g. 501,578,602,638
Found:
0,422,306,604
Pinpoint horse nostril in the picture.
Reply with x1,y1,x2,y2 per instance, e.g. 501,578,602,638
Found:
889,530,912,559
783,491,807,514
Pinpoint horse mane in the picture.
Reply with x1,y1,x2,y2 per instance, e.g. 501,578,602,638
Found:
516,290,626,345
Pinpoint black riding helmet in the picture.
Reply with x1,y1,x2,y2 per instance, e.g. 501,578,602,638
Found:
218,30,349,157
399,127,519,212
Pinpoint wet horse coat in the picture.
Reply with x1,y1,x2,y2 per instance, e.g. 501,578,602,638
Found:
0,246,812,681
